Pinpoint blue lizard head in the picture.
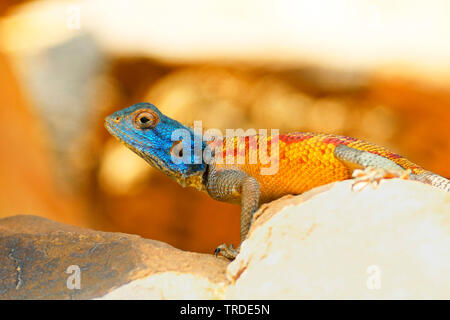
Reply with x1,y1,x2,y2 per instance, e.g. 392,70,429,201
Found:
105,102,207,190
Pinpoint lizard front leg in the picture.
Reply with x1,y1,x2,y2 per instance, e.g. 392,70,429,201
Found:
205,165,260,259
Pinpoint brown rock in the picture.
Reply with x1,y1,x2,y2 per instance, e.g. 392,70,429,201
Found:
0,215,228,299
2,178,449,300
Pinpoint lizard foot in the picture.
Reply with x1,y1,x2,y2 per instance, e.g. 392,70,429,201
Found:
214,243,239,260
351,167,411,192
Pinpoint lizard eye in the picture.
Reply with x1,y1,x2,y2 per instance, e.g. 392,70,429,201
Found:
134,110,159,129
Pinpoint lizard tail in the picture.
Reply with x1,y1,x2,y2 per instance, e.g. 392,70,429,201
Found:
411,171,450,192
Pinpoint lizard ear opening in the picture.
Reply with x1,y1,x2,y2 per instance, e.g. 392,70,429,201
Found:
170,140,184,158
133,110,159,129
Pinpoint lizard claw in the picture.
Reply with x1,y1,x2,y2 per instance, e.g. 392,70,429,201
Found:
214,243,239,260
351,167,412,191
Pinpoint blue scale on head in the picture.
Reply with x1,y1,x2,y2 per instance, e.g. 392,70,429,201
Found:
105,102,206,181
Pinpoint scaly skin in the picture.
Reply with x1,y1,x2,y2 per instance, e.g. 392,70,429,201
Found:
105,102,450,259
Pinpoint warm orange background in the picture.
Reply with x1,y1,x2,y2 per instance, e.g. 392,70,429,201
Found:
1,1,449,254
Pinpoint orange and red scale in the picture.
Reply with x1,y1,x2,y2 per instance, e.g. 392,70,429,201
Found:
210,132,424,202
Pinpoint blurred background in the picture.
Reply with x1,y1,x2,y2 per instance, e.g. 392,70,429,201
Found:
1,0,450,254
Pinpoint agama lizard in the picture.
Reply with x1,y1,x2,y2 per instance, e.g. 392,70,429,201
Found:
105,102,450,259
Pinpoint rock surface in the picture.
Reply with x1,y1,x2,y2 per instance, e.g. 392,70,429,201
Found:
0,215,228,299
1,178,449,299
226,179,450,299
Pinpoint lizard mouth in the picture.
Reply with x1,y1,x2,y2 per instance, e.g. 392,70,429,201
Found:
104,117,183,178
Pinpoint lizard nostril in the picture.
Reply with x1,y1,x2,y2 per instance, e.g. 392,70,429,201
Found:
113,116,120,123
